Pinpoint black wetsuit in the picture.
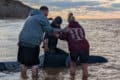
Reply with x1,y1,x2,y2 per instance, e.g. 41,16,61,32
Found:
43,23,69,67
44,23,60,54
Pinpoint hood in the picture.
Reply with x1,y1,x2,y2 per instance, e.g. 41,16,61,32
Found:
29,9,44,16
68,21,81,28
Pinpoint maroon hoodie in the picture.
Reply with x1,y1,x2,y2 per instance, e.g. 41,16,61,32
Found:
59,21,90,54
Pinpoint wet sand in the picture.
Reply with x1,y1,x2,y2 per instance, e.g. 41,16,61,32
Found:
0,19,120,80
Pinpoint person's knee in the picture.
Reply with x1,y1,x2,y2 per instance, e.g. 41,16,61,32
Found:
21,64,27,68
32,66,39,79
32,65,39,68
21,64,27,72
81,63,88,68
32,65,39,74
32,65,39,69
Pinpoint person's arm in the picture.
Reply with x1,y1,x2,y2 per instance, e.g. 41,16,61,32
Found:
37,15,62,37
43,33,49,53
43,39,49,53
59,32,68,40
56,28,68,41
37,15,53,33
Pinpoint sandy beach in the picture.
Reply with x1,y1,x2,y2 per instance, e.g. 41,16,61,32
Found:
0,19,120,80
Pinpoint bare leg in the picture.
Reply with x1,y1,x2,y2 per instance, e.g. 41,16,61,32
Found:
21,64,28,79
70,61,76,77
81,63,88,80
32,65,39,80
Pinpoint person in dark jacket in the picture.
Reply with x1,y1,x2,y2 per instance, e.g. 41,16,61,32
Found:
18,6,54,80
42,16,70,67
43,16,63,54
56,13,90,80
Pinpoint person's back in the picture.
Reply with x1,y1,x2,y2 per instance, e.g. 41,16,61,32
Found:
19,9,52,47
18,6,53,80
60,21,89,53
58,13,89,80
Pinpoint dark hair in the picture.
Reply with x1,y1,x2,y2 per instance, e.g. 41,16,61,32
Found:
68,12,75,22
40,6,49,11
69,13,73,16
53,16,63,24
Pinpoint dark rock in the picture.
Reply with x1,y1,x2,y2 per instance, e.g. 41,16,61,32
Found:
0,0,33,19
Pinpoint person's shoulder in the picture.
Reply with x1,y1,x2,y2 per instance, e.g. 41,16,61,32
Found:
31,10,47,20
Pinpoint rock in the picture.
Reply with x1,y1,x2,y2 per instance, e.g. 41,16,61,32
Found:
0,0,33,19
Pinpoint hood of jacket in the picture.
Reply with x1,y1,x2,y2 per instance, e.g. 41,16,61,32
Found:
29,9,44,16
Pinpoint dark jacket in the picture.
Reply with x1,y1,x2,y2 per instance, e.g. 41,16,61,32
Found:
45,23,60,49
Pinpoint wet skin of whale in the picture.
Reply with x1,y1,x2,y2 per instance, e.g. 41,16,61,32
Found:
0,48,108,71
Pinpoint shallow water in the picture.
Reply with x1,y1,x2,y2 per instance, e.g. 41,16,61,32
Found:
0,19,120,80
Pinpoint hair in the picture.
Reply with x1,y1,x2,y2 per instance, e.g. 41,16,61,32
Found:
53,16,63,25
67,13,75,23
40,6,49,11
68,13,73,17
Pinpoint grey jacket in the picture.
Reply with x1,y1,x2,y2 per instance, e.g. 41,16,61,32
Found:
19,9,53,47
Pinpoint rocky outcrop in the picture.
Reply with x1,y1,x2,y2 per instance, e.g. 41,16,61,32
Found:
0,0,33,19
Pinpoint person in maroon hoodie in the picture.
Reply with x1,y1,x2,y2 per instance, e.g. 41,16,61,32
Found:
56,13,90,80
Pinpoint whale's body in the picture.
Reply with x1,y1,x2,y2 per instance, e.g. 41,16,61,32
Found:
0,48,108,71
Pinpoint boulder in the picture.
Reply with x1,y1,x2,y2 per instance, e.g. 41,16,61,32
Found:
0,0,33,19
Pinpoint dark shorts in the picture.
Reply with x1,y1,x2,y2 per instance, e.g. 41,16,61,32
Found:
17,45,40,66
70,51,89,63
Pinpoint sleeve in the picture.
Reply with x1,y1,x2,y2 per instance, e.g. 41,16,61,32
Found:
44,33,49,39
37,15,53,34
59,28,68,41
37,15,62,35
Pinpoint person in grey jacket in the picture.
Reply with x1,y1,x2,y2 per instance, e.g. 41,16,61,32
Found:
17,6,53,80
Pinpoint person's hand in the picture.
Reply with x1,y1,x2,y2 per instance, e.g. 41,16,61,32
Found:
44,46,49,53
54,33,60,38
